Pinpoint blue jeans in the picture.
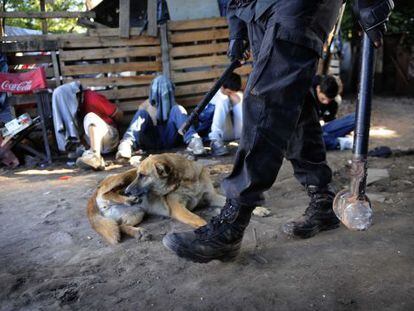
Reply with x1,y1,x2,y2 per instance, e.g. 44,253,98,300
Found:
122,105,196,150
322,113,355,150
194,103,215,141
0,95,13,123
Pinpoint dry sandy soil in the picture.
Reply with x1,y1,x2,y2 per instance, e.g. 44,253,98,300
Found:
0,97,413,311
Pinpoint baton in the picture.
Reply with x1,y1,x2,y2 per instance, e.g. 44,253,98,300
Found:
178,60,242,136
333,33,376,231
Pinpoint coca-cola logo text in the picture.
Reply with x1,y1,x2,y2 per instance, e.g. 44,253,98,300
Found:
1,80,33,92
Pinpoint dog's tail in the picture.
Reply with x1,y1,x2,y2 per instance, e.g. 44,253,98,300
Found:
87,191,120,245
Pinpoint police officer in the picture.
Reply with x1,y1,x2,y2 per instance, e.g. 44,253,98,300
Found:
163,0,394,263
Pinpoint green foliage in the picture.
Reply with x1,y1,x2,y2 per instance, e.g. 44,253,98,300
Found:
340,1,414,48
340,4,355,41
4,0,86,33
387,7,414,47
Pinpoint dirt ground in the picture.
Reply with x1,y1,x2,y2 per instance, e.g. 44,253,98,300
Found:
1,97,413,311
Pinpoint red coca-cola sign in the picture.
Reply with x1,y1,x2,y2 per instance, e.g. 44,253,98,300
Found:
0,67,47,94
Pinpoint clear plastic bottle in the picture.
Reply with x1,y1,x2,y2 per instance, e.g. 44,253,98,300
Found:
333,189,373,231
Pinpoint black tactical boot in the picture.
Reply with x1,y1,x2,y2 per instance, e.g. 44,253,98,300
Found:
283,185,340,239
163,199,254,263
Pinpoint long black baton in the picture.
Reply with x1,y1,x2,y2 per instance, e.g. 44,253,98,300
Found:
333,33,376,231
178,60,242,136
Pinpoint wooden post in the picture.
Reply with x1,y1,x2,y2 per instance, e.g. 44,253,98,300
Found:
119,0,130,38
40,0,48,34
51,51,61,86
160,23,170,78
0,12,96,18
147,0,157,37
0,0,6,37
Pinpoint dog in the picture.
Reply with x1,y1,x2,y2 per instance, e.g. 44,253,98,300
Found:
87,153,225,245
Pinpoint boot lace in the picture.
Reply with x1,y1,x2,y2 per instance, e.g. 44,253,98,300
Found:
303,190,334,217
195,200,238,236
303,193,321,217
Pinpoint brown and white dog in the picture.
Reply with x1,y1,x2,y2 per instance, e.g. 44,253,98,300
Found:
87,153,225,244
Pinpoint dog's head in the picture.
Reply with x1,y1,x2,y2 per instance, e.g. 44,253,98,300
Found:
125,155,179,197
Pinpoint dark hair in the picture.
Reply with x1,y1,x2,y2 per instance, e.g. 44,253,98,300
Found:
319,75,339,99
222,73,242,91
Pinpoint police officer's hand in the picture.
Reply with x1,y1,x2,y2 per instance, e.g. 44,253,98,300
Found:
354,0,394,48
227,39,249,62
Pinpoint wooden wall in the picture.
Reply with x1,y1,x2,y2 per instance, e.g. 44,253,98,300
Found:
2,17,252,120
59,32,161,114
168,17,252,107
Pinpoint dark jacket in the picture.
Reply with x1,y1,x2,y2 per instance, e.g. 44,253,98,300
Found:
307,76,338,122
318,98,338,123
228,0,343,55
312,75,339,122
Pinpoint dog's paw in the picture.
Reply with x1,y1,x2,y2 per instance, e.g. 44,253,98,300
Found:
129,155,142,167
133,227,152,241
253,206,272,217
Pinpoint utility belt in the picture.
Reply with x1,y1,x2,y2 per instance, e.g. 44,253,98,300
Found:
229,0,255,8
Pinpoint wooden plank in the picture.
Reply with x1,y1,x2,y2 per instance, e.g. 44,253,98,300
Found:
176,95,204,108
2,33,160,47
97,86,149,101
77,18,109,29
47,80,57,88
119,0,130,38
168,17,227,31
58,36,160,48
170,29,229,44
172,64,252,83
0,40,58,53
64,75,155,88
171,42,227,57
8,86,150,110
160,23,170,78
59,46,160,61
10,66,55,77
1,33,86,42
172,68,225,83
45,67,55,77
51,51,61,86
117,100,143,112
0,3,4,37
7,54,52,64
108,57,120,104
88,27,144,37
171,55,228,70
61,61,161,76
175,82,214,96
40,0,48,34
7,94,37,106
147,0,158,37
0,11,95,19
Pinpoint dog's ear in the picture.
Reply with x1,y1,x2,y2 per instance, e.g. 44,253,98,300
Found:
154,161,171,178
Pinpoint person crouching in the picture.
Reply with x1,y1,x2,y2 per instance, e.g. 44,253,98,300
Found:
116,75,205,161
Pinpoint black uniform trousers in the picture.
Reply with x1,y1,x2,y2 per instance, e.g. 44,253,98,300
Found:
222,6,332,206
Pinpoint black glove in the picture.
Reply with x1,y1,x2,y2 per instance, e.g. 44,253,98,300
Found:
227,39,249,62
354,0,394,47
